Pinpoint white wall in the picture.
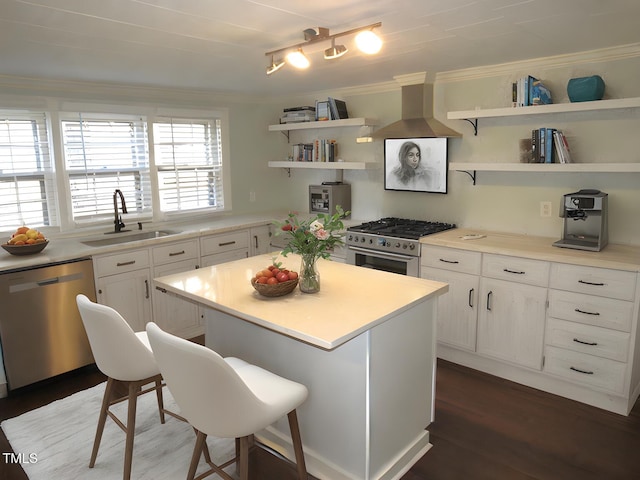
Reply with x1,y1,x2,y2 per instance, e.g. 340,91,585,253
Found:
268,46,640,246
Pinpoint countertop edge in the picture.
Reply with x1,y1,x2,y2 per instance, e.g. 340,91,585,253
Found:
421,228,640,272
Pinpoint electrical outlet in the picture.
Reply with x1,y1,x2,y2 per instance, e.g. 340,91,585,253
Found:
249,191,256,202
540,201,552,217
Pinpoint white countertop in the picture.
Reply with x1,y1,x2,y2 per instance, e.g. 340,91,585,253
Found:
154,253,448,350
0,211,365,273
421,228,640,272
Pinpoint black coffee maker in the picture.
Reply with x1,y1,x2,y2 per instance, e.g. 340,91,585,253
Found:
553,189,608,251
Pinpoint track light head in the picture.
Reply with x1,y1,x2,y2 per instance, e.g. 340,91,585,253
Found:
286,49,310,69
355,30,383,55
266,56,285,75
324,39,348,60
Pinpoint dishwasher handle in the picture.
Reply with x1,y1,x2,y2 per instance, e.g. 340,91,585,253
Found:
9,272,85,293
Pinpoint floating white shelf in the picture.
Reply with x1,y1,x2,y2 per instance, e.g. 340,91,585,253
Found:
447,97,640,121
269,117,377,132
268,161,379,170
450,162,640,173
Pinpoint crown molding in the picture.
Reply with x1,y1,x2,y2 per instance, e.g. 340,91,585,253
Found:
436,43,640,83
0,74,259,106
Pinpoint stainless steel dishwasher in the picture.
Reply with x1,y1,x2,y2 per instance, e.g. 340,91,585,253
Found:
0,258,96,390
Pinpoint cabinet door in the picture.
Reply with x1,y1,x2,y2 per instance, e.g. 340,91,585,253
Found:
477,277,547,370
153,259,202,338
422,267,479,351
250,225,271,256
96,269,152,332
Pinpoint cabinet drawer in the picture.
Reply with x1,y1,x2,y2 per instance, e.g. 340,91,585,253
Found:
546,318,630,362
544,345,626,393
482,254,549,287
94,249,150,276
421,246,481,275
200,230,249,256
550,264,636,301
152,240,199,265
548,289,633,332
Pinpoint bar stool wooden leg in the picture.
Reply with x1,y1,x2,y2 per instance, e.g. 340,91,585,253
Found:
123,382,140,480
90,377,115,468
288,410,307,479
238,436,250,480
187,430,207,480
154,377,166,424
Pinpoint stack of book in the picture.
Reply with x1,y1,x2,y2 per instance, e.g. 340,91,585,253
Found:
531,128,572,164
513,76,552,107
291,139,338,162
280,106,316,123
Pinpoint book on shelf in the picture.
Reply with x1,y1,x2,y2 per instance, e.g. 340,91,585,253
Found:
514,75,552,107
315,100,330,121
552,130,572,164
291,139,338,162
328,97,349,119
531,127,571,164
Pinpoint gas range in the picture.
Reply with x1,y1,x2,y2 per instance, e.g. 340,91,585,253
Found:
346,217,456,256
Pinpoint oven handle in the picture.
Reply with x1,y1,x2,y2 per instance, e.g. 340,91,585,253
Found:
348,246,417,262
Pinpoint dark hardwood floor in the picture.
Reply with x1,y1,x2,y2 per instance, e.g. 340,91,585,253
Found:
2,358,640,479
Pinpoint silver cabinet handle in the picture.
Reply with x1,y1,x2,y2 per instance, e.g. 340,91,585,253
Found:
486,290,493,311
116,260,136,267
575,308,600,316
573,338,598,346
168,250,185,257
578,279,605,286
468,288,474,308
145,279,149,299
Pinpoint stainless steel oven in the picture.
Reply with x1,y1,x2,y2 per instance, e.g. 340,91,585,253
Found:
346,218,455,277
346,245,419,276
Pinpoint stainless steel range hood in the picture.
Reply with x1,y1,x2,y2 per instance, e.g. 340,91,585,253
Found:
373,73,461,139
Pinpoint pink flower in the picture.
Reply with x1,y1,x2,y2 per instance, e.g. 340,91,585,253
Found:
313,228,329,240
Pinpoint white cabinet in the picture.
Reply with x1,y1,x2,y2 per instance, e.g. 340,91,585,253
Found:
151,239,202,338
249,225,271,256
421,245,481,351
544,263,636,395
200,230,249,267
477,277,547,370
477,254,549,370
93,248,152,332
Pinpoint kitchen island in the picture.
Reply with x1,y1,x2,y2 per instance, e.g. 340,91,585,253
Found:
154,253,448,480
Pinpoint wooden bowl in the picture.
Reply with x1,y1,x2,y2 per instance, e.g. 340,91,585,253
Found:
2,240,49,256
251,277,298,297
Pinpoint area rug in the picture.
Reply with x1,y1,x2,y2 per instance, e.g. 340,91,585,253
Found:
1,382,236,479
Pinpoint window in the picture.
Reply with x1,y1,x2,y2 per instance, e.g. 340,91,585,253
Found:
153,118,224,213
0,111,57,227
61,114,152,224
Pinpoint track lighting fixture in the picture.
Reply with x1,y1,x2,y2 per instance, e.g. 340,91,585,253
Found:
265,22,382,75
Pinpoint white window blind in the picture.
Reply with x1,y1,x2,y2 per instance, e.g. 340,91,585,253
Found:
153,118,224,213
0,112,57,227
62,114,152,223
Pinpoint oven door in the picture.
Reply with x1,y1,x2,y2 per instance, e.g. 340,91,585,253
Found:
346,245,419,277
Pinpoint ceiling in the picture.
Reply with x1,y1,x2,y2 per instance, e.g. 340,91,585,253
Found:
2,0,640,96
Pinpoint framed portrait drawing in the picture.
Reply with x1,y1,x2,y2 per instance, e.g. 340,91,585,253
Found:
384,137,448,193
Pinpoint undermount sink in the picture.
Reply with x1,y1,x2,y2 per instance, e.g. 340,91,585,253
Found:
81,230,181,247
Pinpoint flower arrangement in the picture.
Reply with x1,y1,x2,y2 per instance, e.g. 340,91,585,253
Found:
274,206,349,293
275,205,349,260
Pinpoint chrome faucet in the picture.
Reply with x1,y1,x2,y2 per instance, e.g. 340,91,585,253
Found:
113,189,128,233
